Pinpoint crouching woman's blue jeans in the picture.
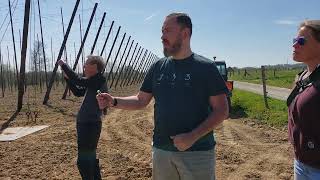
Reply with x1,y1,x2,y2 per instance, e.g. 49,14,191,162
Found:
77,121,102,180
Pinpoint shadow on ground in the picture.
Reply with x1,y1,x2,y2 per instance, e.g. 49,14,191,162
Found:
45,103,76,118
229,104,248,119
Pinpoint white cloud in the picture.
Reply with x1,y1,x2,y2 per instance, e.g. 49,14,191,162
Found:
274,20,298,25
144,13,157,22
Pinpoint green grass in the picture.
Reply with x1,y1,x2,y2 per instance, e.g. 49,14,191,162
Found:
231,89,288,127
229,69,301,88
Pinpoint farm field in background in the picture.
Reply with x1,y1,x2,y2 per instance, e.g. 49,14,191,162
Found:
229,67,302,88
231,89,288,127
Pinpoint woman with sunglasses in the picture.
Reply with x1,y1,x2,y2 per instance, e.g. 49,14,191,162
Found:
288,20,320,179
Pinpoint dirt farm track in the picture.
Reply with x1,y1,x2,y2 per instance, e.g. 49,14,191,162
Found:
0,85,293,180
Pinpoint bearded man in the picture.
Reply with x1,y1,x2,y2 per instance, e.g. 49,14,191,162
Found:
97,13,229,180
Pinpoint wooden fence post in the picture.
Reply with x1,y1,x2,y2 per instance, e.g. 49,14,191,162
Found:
261,66,269,109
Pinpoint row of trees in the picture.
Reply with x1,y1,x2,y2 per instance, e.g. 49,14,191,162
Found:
1,41,58,95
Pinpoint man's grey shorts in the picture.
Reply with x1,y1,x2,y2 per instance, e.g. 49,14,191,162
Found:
152,147,215,180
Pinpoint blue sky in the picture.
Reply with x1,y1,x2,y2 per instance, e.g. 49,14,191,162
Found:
0,0,320,69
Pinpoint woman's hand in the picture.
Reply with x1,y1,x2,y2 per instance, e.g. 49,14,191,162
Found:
58,59,65,66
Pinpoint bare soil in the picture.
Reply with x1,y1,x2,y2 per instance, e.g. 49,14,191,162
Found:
0,85,293,179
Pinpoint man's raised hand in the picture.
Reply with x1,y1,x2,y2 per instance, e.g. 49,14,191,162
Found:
96,93,115,109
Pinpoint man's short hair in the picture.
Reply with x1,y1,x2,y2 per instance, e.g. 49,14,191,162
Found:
86,55,105,73
167,12,192,37
300,20,320,42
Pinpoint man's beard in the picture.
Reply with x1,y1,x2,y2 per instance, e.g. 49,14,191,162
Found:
163,37,182,57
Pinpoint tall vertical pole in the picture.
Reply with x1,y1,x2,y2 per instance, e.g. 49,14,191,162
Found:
138,54,154,83
115,42,137,88
90,12,106,54
73,42,78,73
130,50,148,85
19,29,22,51
37,0,48,87
99,21,114,56
8,0,19,84
43,0,81,104
50,37,56,89
102,26,121,73
112,39,134,89
50,37,54,70
61,3,98,99
79,14,84,73
0,45,4,97
141,55,158,83
120,45,140,87
106,33,126,85
60,7,68,63
37,34,43,92
109,36,131,89
7,46,13,91
135,53,152,84
17,0,31,111
124,48,144,86
131,51,150,85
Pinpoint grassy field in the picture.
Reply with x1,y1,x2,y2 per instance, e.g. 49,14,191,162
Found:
229,68,302,88
231,89,288,128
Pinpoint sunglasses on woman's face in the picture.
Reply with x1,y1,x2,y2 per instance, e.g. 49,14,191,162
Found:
293,36,307,46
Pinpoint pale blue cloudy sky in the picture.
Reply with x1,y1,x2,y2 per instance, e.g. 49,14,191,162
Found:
0,0,319,69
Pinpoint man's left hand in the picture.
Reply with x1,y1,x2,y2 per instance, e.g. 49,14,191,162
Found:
170,132,198,151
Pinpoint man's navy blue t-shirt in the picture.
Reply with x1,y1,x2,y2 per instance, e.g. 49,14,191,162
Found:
140,53,228,151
